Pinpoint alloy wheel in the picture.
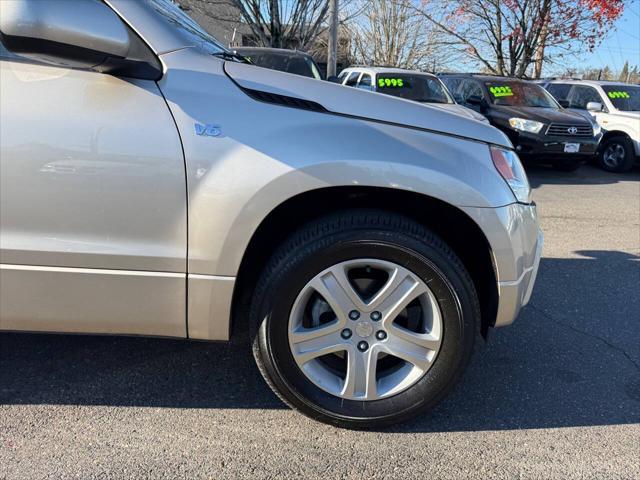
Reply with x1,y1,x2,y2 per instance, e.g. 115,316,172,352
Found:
603,143,626,169
288,259,443,401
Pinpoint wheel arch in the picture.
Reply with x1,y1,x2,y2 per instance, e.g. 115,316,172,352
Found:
600,129,633,150
231,186,499,341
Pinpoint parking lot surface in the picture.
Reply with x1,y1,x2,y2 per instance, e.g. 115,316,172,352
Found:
1,165,639,480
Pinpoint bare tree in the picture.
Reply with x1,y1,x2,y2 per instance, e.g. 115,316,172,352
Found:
417,0,624,78
350,0,446,70
186,0,335,50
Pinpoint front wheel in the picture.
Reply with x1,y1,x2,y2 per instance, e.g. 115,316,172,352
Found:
250,210,480,428
599,136,635,173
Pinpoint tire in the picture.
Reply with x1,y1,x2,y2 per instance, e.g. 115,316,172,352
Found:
250,210,480,428
599,136,635,173
552,158,582,172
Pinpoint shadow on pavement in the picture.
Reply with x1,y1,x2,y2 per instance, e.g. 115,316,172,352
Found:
1,250,639,432
526,163,640,188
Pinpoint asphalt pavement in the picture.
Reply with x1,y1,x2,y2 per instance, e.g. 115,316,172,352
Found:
1,164,639,479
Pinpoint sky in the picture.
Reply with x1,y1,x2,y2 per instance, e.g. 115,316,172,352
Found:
577,0,640,73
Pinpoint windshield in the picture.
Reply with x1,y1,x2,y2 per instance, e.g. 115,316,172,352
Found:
145,0,227,54
602,85,640,112
485,81,559,108
376,74,453,104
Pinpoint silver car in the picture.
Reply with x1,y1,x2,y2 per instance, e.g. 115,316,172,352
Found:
0,0,543,428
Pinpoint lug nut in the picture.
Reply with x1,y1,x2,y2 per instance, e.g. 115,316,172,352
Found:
341,329,353,339
348,310,360,320
370,311,382,321
375,330,387,340
357,341,369,352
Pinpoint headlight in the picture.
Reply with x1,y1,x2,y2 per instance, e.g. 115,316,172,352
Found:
509,117,544,134
592,122,602,135
490,146,532,204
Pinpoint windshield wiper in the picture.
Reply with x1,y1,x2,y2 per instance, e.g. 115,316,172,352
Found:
211,51,250,64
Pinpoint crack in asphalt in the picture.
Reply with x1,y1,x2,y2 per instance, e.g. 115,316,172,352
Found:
529,304,640,373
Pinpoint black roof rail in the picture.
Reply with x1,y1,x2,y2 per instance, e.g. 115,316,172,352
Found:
438,72,512,77
538,77,582,81
347,64,408,69
438,72,538,81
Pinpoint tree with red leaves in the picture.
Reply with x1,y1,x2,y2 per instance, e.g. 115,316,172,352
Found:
418,0,624,78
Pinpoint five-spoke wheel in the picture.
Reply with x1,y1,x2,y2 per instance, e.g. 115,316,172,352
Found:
251,211,479,428
599,136,635,173
288,259,442,401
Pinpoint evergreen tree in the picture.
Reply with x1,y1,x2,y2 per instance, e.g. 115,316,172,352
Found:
619,61,629,82
601,66,613,81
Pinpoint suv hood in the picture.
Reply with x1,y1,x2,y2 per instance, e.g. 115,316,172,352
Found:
225,62,511,148
493,105,590,124
611,110,640,120
432,103,489,123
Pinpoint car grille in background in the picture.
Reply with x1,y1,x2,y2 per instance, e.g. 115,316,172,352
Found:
546,123,593,137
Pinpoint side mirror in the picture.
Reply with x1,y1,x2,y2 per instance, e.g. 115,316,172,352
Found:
466,95,488,112
327,75,341,83
0,0,159,79
586,102,603,112
558,99,570,108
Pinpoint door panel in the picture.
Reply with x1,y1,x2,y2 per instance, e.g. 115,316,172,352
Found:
0,58,187,335
0,59,186,272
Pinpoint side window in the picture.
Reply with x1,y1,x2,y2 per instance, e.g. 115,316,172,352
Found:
357,74,373,91
442,78,461,96
345,72,360,87
569,85,602,109
546,83,572,101
460,79,483,101
337,71,349,84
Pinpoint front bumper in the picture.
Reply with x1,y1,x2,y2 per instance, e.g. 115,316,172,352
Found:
462,202,543,327
512,131,600,161
495,229,543,326
633,138,640,158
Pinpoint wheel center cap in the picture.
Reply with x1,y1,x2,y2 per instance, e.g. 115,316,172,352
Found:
355,321,374,338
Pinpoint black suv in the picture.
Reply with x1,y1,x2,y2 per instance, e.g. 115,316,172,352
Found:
440,74,602,171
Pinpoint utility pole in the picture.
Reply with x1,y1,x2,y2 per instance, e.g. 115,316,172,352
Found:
327,0,339,78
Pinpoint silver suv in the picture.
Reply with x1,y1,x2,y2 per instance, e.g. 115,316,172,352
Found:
0,0,542,428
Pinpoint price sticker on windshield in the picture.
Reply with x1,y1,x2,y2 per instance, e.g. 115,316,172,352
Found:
607,91,630,99
378,78,405,88
489,86,514,97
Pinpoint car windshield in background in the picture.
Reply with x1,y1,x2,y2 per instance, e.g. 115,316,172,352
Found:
485,82,558,108
602,85,640,111
145,0,227,55
377,74,452,104
242,53,322,80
